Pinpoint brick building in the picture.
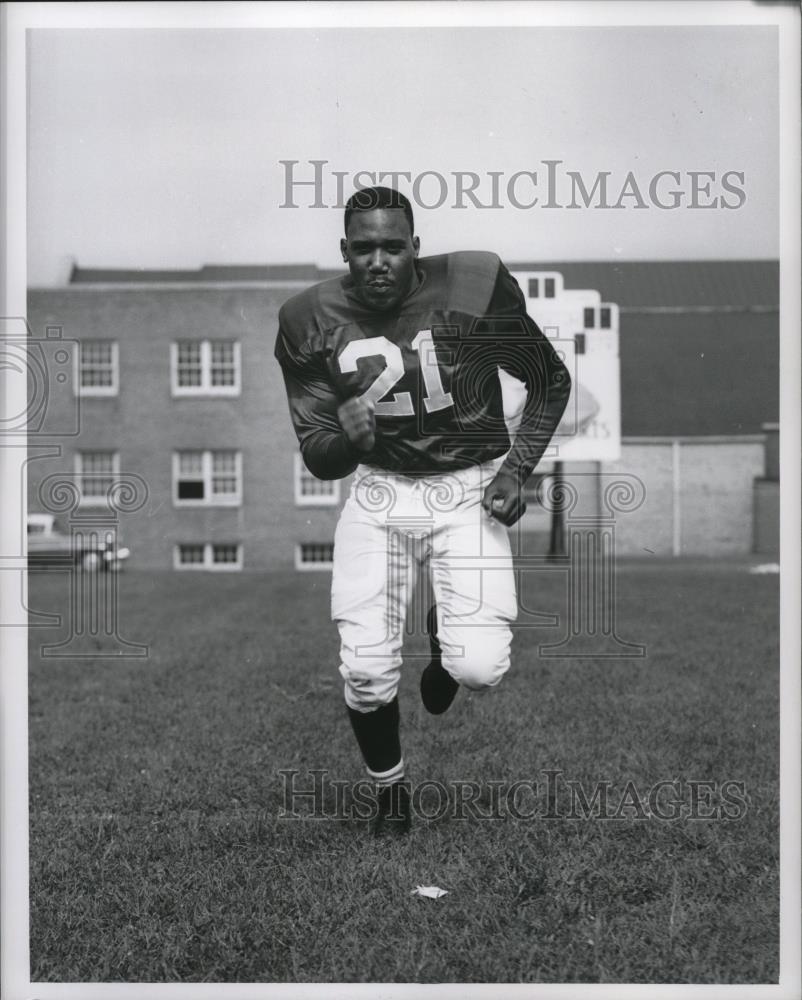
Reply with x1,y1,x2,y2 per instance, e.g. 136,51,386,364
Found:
26,260,779,569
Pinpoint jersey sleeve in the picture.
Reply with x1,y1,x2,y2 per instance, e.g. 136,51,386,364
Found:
274,320,362,481
485,262,572,480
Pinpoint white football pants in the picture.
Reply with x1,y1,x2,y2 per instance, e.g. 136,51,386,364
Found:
331,461,518,712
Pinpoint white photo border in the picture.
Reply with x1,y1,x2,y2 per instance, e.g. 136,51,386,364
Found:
1,3,799,999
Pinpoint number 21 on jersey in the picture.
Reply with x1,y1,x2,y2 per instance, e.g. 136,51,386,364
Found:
337,331,453,417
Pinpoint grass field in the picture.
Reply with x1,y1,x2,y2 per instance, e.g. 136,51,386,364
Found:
28,561,779,983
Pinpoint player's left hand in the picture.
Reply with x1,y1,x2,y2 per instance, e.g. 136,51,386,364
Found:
481,470,527,527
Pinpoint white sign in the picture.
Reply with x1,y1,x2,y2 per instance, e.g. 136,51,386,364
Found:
504,271,623,463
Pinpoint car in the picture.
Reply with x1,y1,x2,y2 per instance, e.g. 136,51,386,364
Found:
27,513,131,571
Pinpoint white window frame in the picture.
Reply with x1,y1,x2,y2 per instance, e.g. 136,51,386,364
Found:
75,451,120,506
75,340,119,397
172,450,242,507
170,340,241,397
295,542,335,572
293,453,340,507
173,542,243,571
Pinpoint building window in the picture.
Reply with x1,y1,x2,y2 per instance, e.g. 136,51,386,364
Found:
75,451,119,505
574,333,586,355
171,340,241,396
295,542,335,571
294,454,340,506
173,450,242,506
528,278,539,298
600,306,612,329
212,543,240,565
544,278,555,298
583,307,596,329
210,341,238,387
176,543,205,566
174,542,242,571
76,340,118,396
175,341,202,388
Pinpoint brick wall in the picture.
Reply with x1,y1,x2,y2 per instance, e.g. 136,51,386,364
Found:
604,438,765,556
27,285,342,570
603,443,676,556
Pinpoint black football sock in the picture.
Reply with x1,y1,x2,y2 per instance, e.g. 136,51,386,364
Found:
347,696,403,782
421,604,459,715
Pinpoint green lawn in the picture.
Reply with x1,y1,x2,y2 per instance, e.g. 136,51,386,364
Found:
28,562,779,982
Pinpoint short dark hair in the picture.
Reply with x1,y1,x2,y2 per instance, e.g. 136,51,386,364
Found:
344,186,415,236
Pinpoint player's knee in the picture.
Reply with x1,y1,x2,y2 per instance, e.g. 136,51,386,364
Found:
339,658,398,711
453,656,509,691
442,633,511,691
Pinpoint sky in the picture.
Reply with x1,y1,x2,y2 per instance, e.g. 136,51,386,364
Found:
27,24,779,285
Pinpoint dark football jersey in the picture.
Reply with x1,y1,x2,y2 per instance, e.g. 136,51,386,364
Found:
275,252,569,478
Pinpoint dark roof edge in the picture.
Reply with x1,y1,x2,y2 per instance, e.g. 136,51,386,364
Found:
68,259,779,285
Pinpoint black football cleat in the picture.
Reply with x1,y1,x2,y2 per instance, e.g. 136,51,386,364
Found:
420,605,459,715
372,781,411,837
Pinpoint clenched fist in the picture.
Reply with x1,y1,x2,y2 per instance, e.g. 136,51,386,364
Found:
338,397,376,453
481,468,527,527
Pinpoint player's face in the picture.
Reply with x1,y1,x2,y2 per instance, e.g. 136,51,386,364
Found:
340,209,420,312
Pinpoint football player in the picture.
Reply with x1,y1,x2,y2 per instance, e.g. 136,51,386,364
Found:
275,187,571,834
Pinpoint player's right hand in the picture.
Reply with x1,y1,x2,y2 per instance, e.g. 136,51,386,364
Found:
338,396,376,452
